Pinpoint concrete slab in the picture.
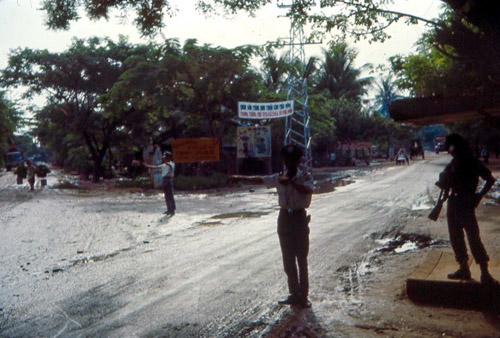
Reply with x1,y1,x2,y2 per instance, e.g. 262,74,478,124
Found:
407,250,500,313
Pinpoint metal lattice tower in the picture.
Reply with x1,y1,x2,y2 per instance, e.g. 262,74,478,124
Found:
278,1,312,173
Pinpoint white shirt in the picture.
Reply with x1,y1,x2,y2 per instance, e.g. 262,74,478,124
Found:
159,161,175,178
262,170,313,209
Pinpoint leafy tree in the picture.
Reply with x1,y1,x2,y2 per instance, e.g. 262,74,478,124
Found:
308,92,336,159
372,74,402,118
260,50,290,93
429,2,500,94
39,0,449,41
0,91,21,160
1,37,155,181
180,40,262,139
103,39,264,173
391,3,500,97
41,0,176,37
198,0,444,42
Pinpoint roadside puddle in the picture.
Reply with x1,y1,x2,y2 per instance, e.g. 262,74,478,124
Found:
198,220,224,227
196,211,271,227
312,172,354,194
211,211,271,219
376,233,447,253
70,251,120,265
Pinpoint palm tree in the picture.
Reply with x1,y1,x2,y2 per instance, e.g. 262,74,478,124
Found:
260,51,290,93
372,74,402,118
315,42,372,101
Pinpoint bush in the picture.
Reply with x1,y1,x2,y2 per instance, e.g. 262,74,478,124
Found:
35,164,51,177
14,165,27,178
174,173,228,190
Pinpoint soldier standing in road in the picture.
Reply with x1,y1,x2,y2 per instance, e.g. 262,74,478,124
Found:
231,145,314,308
438,134,498,286
146,151,176,215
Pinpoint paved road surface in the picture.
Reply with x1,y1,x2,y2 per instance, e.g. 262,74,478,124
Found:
0,155,448,337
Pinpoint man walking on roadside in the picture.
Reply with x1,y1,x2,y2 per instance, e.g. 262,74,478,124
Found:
231,144,313,308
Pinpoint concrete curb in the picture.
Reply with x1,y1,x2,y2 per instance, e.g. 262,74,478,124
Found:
407,250,500,313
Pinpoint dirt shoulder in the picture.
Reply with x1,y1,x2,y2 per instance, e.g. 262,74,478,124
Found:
352,156,500,337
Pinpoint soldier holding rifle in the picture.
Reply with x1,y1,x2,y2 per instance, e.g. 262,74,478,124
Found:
431,134,498,285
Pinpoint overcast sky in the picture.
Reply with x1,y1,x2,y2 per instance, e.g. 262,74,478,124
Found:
0,0,442,103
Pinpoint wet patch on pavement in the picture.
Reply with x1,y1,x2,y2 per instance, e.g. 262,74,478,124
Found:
44,245,146,274
375,233,447,254
197,220,224,227
211,211,271,219
335,231,449,315
69,251,121,266
52,180,87,190
262,309,328,338
313,178,355,194
144,322,202,337
201,303,286,338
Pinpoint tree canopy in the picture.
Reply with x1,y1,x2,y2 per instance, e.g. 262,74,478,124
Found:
40,0,446,40
1,37,157,180
0,91,21,157
1,36,266,177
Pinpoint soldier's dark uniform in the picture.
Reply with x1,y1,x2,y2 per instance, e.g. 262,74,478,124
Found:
444,156,491,266
439,134,498,285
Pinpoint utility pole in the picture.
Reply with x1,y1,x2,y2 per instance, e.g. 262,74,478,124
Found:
278,0,315,173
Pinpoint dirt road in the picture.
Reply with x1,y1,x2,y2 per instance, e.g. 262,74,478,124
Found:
1,154,499,337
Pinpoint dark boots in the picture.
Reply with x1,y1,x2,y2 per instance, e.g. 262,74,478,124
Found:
447,262,471,280
480,262,500,286
448,261,500,286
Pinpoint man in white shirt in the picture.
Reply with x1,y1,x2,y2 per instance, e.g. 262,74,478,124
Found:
230,144,313,308
146,151,176,215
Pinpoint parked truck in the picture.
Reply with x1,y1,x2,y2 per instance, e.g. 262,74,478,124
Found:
434,135,447,154
4,146,23,171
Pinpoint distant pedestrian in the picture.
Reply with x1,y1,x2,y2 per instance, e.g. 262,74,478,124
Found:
26,160,35,191
146,152,176,216
436,134,498,286
481,146,489,164
230,145,314,308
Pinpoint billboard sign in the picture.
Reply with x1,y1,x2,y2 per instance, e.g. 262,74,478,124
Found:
238,100,293,119
237,126,272,159
172,138,220,163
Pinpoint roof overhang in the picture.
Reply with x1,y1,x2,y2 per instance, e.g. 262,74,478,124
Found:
389,95,500,126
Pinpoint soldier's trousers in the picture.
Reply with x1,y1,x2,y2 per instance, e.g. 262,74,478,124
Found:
162,176,176,213
277,209,310,298
447,195,489,265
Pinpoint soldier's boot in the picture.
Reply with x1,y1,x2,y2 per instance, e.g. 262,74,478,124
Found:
447,262,471,280
480,262,500,287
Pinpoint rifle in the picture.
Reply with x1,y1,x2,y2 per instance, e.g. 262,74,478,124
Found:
428,189,445,221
